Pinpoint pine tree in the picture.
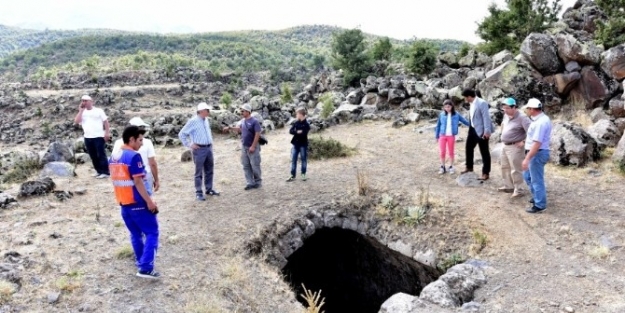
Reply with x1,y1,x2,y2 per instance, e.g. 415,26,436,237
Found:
330,29,372,86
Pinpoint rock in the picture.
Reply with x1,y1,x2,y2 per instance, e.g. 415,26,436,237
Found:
475,52,491,68
439,264,486,304
550,122,601,166
53,190,73,201
478,60,526,102
615,118,625,134
41,162,75,178
405,112,420,123
47,292,61,304
610,98,625,118
520,33,562,75
462,77,478,90
414,249,437,267
490,143,503,161
41,142,74,165
561,0,605,40
262,120,275,131
612,133,625,168
569,66,619,109
459,50,476,68
461,302,482,312
601,44,625,81
439,52,459,68
361,76,379,92
378,293,420,313
388,89,407,104
249,96,268,111
19,177,55,198
0,150,39,175
588,119,622,147
448,86,464,102
0,192,17,209
332,103,361,117
555,33,602,65
590,107,610,123
378,77,390,96
181,150,192,162
0,262,21,284
545,72,581,96
456,172,484,187
74,153,90,164
346,89,365,105
564,306,575,313
565,61,582,72
443,72,463,88
491,50,514,69
419,280,458,307
74,188,87,195
388,240,413,257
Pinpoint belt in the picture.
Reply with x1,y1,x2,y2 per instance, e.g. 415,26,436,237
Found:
197,144,212,147
503,141,521,146
525,149,548,155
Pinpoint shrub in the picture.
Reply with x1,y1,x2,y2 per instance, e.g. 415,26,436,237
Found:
371,37,393,61
405,40,439,75
308,136,354,160
1,158,42,184
437,253,465,272
280,83,293,104
318,93,335,119
220,92,233,108
458,43,472,57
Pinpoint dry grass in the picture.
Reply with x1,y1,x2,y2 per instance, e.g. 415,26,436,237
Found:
589,245,611,260
300,284,325,313
356,169,370,196
471,229,488,254
56,276,82,293
0,280,17,304
308,136,355,160
115,245,134,259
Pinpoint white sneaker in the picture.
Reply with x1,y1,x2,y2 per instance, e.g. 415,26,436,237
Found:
91,173,99,177
448,166,455,174
96,174,110,179
438,166,446,174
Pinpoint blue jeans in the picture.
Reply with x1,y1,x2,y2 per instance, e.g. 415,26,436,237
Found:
290,145,308,177
121,206,159,272
523,149,550,209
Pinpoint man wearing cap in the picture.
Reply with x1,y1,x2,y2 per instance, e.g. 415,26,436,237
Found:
461,88,494,180
112,117,159,195
522,98,552,213
498,98,531,198
222,104,262,190
179,103,220,201
74,95,111,179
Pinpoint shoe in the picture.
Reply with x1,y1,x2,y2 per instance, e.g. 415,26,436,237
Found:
497,187,514,193
511,190,524,198
206,189,220,196
91,173,99,177
196,195,206,201
448,166,455,174
438,166,446,175
526,206,545,214
460,169,473,174
529,199,535,204
244,184,259,190
96,174,110,179
136,270,161,279
477,174,489,181
301,174,307,181
286,176,295,182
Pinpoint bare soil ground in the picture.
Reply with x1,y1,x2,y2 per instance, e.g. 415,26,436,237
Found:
1,121,625,313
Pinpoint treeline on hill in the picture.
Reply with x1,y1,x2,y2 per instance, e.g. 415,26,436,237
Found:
0,25,467,82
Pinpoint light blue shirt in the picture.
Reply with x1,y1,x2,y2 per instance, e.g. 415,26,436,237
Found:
525,113,552,150
178,115,213,148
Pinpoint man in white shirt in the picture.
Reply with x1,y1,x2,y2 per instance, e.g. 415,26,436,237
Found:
74,95,110,179
112,117,160,195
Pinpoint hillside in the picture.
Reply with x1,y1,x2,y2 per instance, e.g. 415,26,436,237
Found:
0,25,468,80
0,24,127,58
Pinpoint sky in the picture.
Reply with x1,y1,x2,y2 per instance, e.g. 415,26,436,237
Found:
0,0,578,44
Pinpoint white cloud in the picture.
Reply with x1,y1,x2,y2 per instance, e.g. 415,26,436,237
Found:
0,0,579,43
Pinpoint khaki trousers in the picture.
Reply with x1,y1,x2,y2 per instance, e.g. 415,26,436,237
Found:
501,144,525,191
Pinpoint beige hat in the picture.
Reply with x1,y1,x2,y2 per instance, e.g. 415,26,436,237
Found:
81,95,92,101
240,104,252,112
522,98,542,110
197,102,210,111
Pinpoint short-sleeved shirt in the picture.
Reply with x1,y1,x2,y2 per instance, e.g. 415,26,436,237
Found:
501,111,531,143
240,117,261,147
112,138,156,173
81,107,108,138
525,113,552,150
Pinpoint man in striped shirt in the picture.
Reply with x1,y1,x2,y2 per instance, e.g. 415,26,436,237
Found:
178,103,220,201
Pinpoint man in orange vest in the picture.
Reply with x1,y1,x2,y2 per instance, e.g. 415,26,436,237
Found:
109,125,160,279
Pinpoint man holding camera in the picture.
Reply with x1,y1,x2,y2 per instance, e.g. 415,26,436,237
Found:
223,104,263,190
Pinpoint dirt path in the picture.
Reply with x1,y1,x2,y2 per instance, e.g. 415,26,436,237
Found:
1,121,624,313
23,84,181,98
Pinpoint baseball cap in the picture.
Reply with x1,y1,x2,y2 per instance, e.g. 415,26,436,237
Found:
128,117,149,127
197,102,211,111
503,97,516,106
523,98,542,109
81,95,92,101
240,104,252,112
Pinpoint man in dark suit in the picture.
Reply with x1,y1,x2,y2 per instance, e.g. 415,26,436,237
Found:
461,89,493,180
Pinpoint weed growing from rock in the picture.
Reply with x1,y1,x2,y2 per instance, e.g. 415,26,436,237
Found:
437,253,465,272
300,284,325,313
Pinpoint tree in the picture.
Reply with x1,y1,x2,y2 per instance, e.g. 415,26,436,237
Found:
458,42,472,57
280,83,293,104
595,0,625,49
476,0,562,55
405,40,439,75
371,37,393,61
312,54,325,69
330,29,372,86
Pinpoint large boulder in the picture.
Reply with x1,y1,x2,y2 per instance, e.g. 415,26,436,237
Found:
0,192,17,209
360,76,379,92
520,33,562,75
478,60,526,102
438,52,459,68
590,107,610,123
458,50,476,68
588,119,622,148
18,177,55,198
609,98,625,118
346,89,365,105
0,150,39,176
378,77,391,96
41,142,74,165
490,50,514,69
555,33,602,65
249,96,268,111
550,122,601,166
442,72,463,88
475,52,491,68
568,66,619,109
612,133,625,169
388,89,407,105
544,72,581,96
41,162,76,178
561,0,606,40
600,44,625,81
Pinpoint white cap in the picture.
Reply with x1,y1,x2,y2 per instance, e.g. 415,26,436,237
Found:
240,104,252,112
523,98,542,109
197,102,210,111
128,117,149,127
81,95,92,101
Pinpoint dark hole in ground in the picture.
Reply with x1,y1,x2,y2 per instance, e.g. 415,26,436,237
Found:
282,227,442,313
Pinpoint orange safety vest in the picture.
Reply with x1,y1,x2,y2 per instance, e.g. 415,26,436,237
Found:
109,146,141,206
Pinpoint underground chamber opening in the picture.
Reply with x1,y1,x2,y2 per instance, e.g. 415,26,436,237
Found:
281,227,441,313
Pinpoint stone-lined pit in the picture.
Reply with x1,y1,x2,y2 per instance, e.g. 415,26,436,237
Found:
281,227,441,313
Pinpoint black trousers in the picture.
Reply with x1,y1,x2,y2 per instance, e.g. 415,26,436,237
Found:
84,137,110,175
465,127,491,175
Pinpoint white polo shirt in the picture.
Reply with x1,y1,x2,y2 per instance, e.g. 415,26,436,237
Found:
81,107,108,138
112,139,156,173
